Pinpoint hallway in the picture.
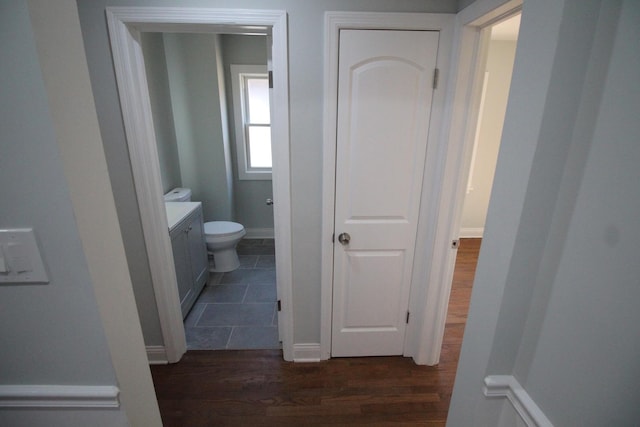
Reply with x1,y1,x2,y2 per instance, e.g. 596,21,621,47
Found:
153,239,481,426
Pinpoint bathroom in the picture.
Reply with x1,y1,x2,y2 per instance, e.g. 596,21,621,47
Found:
141,31,279,350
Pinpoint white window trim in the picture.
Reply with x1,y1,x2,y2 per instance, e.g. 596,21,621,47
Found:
230,64,271,180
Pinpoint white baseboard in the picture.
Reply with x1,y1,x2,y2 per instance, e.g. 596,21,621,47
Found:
293,343,321,362
484,375,553,427
459,227,484,238
146,345,168,365
0,385,120,408
244,228,275,239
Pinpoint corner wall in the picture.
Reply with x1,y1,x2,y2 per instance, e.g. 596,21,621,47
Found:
164,33,234,222
448,0,640,425
141,32,182,193
0,0,160,424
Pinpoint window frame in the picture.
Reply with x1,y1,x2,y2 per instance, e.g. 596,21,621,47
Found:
230,64,272,180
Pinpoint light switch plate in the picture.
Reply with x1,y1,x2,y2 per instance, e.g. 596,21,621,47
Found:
0,228,49,284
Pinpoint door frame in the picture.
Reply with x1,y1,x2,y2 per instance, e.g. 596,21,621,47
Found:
106,7,294,362
320,12,454,363
406,0,523,365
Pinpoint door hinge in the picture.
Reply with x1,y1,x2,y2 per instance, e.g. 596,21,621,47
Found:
406,311,410,324
332,233,335,243
268,70,273,89
277,300,282,312
433,68,439,89
451,239,460,249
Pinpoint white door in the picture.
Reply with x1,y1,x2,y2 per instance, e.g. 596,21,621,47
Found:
331,29,439,357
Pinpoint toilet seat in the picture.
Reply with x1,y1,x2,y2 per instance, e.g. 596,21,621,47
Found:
204,221,244,237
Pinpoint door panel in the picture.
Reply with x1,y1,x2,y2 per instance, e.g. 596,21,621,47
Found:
331,29,439,357
346,61,426,220
340,250,405,329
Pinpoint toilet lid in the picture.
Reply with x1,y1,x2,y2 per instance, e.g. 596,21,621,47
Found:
204,221,245,237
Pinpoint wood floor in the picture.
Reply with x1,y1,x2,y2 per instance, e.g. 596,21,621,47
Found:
151,238,481,426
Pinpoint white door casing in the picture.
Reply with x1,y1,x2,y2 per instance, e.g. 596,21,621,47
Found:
106,8,293,363
331,30,439,357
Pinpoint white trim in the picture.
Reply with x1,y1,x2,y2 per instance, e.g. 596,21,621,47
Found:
292,343,322,362
0,385,120,409
244,227,275,239
321,11,454,362
484,375,553,427
106,8,186,364
459,227,485,238
409,0,522,366
106,7,294,363
146,346,168,365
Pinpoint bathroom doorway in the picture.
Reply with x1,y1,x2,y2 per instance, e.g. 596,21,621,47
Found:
106,8,293,363
141,32,280,351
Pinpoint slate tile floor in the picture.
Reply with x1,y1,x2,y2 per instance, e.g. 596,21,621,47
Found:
183,239,281,350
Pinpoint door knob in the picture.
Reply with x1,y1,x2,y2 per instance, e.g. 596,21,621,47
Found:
266,198,274,206
338,232,351,245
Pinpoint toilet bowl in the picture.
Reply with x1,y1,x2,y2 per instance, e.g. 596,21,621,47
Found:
204,221,246,272
163,188,246,273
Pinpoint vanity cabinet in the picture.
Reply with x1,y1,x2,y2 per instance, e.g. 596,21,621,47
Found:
167,203,208,318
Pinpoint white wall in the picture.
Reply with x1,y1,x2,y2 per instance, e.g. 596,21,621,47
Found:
460,39,516,236
448,0,640,425
76,0,458,346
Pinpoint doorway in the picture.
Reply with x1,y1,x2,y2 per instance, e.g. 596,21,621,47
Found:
106,8,293,362
445,10,521,355
320,12,455,363
140,32,280,351
459,13,520,240
330,29,440,357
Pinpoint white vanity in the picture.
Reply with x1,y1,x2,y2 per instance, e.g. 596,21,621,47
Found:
165,202,208,318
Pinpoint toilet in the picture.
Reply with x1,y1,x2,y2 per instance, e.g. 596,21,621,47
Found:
203,221,246,272
164,188,246,273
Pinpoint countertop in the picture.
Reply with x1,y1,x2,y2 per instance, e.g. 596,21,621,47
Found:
165,202,201,232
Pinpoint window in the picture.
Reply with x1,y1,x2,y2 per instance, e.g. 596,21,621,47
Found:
230,65,271,180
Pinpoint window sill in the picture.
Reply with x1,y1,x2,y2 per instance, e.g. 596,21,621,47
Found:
238,171,272,181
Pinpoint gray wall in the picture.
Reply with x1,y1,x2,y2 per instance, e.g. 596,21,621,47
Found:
0,0,126,424
460,39,516,234
136,33,177,346
76,0,457,346
221,34,274,232
142,32,182,193
164,33,235,222
142,32,273,231
448,0,640,425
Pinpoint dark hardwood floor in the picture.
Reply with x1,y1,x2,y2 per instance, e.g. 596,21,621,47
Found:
151,238,481,426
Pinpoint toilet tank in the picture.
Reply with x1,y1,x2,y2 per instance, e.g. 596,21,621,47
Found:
164,187,192,202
